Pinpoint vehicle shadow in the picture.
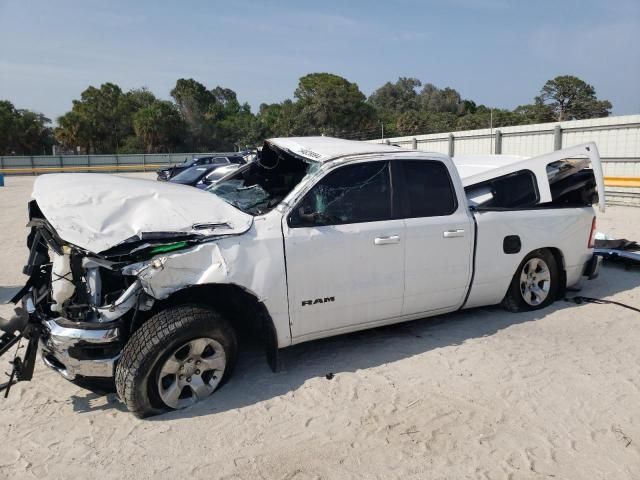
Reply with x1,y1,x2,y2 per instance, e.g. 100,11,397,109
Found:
71,391,127,413
72,263,640,418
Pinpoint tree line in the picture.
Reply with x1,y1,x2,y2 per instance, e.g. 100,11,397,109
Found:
0,74,612,156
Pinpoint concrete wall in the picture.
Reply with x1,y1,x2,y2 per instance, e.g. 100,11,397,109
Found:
369,114,640,205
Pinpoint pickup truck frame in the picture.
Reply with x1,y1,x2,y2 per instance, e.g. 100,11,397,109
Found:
0,137,604,417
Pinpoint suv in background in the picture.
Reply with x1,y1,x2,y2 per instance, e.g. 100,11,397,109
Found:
157,154,245,181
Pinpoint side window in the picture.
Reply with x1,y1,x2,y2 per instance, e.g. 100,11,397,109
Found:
228,156,244,164
289,162,391,227
211,157,229,165
465,170,539,208
400,161,457,217
198,158,211,165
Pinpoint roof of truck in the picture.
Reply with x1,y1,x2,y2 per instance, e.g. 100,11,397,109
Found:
452,154,529,183
265,137,537,185
266,136,447,163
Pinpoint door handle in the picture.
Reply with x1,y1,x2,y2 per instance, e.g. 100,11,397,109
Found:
374,235,400,245
443,229,465,238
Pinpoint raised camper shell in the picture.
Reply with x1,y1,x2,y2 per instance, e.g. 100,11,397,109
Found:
453,142,605,212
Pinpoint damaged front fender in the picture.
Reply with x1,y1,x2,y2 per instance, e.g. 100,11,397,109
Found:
123,243,230,300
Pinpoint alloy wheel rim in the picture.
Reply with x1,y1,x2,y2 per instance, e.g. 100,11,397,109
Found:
519,258,551,306
157,337,226,409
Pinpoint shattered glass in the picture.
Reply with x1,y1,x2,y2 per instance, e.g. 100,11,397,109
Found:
209,146,316,215
290,162,391,227
210,180,273,213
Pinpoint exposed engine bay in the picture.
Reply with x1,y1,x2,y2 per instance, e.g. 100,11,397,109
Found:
0,185,258,393
0,141,311,395
0,201,153,392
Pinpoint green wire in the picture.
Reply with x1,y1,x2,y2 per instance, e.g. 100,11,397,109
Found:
149,241,189,254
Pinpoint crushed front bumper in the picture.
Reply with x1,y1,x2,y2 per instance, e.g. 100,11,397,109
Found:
40,318,122,380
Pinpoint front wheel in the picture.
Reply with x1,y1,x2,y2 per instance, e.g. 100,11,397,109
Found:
502,249,560,312
115,304,237,418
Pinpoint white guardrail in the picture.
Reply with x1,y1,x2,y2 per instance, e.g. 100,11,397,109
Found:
1,115,639,204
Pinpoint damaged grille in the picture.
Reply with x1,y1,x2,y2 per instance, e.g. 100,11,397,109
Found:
24,201,139,324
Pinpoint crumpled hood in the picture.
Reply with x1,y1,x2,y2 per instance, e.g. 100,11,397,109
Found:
32,173,253,253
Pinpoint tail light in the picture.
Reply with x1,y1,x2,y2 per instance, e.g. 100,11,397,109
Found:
588,217,597,248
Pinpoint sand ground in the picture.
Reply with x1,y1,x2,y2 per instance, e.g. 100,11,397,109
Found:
0,174,639,479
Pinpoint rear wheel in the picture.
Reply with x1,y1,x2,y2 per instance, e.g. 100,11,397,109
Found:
502,249,560,312
115,304,237,418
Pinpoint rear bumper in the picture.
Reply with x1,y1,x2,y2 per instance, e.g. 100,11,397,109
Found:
40,318,122,380
583,254,602,280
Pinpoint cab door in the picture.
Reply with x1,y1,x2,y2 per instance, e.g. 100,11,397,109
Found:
396,160,473,315
283,160,405,339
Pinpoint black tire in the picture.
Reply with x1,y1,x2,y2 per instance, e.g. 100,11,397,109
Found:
502,249,560,312
115,304,237,418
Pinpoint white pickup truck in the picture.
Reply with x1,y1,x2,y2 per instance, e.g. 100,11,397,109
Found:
0,137,604,417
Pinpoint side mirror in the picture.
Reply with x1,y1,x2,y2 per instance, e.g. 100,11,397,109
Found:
288,207,309,228
289,207,336,228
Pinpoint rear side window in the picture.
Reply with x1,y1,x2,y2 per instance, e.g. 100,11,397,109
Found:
211,157,229,165
289,161,392,227
546,159,597,206
228,156,244,164
465,170,539,208
399,160,457,217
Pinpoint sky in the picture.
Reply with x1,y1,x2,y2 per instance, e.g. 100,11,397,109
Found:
1,0,638,122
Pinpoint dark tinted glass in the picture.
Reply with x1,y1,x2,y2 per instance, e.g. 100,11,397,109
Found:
183,158,198,167
171,167,208,184
401,161,457,217
211,157,228,165
228,156,244,164
290,162,391,227
465,169,538,208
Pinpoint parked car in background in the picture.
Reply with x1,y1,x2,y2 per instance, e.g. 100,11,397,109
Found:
157,154,246,181
169,164,242,189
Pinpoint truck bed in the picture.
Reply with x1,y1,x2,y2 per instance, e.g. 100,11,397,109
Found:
465,206,595,309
